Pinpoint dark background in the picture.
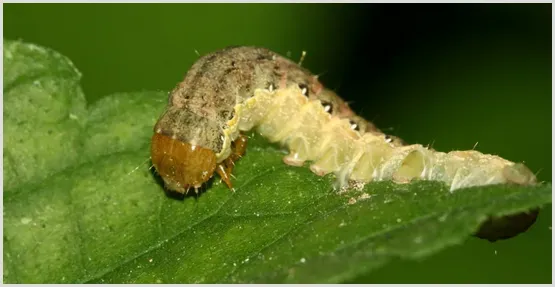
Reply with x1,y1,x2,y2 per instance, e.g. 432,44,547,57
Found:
4,3,552,283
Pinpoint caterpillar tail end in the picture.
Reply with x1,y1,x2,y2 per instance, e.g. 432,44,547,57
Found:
502,162,537,186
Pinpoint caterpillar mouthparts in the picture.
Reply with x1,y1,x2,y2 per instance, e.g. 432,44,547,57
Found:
150,46,537,195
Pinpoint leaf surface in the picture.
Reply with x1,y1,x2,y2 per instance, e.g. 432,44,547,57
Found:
3,39,551,284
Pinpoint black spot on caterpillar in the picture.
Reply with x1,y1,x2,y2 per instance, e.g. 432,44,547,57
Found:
150,46,537,196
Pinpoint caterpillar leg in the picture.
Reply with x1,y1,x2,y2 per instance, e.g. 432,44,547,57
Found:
216,134,248,190
283,152,306,167
309,164,330,177
229,134,248,163
216,164,233,189
282,137,310,167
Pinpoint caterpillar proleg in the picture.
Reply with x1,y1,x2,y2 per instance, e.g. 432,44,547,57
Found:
151,46,536,194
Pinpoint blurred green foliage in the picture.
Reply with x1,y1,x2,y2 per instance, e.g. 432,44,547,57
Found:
4,3,551,283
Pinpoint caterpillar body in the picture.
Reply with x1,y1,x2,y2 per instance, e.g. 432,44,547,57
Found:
151,46,536,194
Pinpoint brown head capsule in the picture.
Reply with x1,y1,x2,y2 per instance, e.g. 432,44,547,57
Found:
151,132,217,193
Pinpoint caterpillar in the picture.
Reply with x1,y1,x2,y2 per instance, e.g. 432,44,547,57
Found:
150,46,537,194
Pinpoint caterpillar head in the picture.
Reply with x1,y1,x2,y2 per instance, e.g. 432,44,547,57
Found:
151,106,223,193
151,133,217,193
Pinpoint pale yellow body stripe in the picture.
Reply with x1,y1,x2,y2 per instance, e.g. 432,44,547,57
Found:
218,86,536,192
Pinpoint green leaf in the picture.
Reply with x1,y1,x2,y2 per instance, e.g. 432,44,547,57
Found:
3,39,552,284
3,39,87,195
